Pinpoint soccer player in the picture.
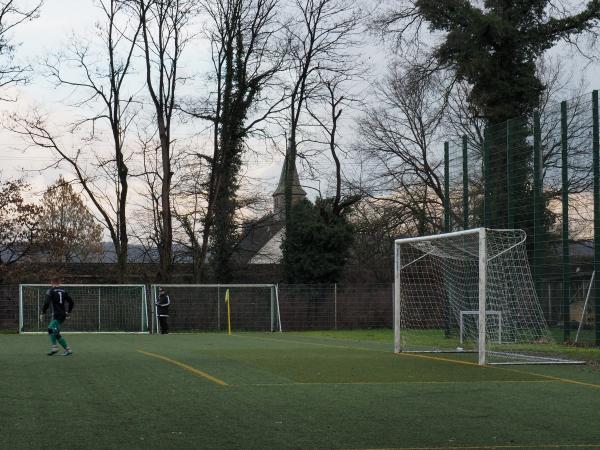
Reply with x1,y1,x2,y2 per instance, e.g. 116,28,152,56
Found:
40,278,74,356
156,287,171,334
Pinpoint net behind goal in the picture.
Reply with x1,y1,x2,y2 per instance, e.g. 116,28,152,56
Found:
150,284,281,333
19,284,148,333
394,228,580,365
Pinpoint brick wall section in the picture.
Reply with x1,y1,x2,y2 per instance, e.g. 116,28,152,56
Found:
1,260,393,285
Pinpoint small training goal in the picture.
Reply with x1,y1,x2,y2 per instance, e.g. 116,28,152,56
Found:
150,284,281,333
394,228,582,365
19,284,148,333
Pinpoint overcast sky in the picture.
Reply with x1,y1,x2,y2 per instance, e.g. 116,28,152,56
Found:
1,0,600,204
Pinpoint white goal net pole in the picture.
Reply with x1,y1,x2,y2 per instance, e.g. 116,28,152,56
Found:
478,227,487,365
394,242,401,353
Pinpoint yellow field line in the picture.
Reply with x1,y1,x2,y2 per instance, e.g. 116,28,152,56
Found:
364,445,600,449
395,351,483,367
394,352,600,390
495,366,600,390
233,333,387,353
137,350,228,386
244,380,556,386
234,334,600,390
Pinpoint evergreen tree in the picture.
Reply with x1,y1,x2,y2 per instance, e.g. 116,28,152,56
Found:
414,0,600,229
416,0,599,124
282,198,354,283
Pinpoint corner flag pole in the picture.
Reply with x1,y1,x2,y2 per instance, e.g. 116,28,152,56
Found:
225,289,231,335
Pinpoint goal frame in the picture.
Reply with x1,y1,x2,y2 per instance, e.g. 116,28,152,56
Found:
150,284,282,334
19,284,149,334
394,227,584,366
395,228,488,362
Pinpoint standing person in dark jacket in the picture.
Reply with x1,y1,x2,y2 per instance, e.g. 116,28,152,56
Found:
156,287,171,334
40,278,74,356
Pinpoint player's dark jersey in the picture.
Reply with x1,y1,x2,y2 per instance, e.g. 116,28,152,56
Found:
42,287,74,322
156,293,170,317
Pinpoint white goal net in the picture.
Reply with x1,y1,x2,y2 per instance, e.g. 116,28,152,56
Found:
394,228,581,365
19,284,148,333
150,284,281,333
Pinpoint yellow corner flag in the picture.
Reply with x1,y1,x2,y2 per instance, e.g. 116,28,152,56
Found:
225,289,231,335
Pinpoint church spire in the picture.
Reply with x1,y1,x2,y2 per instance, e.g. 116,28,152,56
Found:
273,159,306,218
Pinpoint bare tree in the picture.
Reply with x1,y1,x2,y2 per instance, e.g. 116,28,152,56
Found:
181,0,284,281
134,128,162,264
305,72,362,216
354,61,450,235
33,0,143,280
172,176,206,280
0,0,43,100
134,0,196,281
282,0,361,233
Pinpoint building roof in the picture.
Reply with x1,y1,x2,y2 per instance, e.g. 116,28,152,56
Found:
272,159,307,197
233,213,284,264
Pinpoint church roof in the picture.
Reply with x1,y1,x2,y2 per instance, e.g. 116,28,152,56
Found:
233,213,284,264
273,159,307,197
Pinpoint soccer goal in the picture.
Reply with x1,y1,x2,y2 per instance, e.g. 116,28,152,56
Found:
394,228,582,365
19,284,149,333
150,284,281,333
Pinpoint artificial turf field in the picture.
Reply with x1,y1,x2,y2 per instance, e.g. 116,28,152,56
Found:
2,331,600,450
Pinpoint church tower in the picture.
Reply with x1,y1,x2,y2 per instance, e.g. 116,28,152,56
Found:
272,159,306,219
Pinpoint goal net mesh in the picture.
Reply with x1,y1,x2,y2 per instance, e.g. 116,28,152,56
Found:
20,285,148,333
151,284,280,333
396,229,573,364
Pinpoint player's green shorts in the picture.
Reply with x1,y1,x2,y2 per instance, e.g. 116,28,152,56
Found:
48,319,63,332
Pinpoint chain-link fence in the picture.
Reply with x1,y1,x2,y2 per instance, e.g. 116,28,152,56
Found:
0,283,393,333
278,283,392,330
0,285,19,332
444,90,599,346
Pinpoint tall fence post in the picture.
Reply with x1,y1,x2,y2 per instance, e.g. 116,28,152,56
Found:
462,135,469,229
506,119,515,229
444,142,450,232
484,128,491,227
561,100,571,342
592,89,600,346
533,111,544,305
334,283,338,331
443,142,451,337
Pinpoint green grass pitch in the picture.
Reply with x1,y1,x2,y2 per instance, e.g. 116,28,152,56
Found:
2,331,600,450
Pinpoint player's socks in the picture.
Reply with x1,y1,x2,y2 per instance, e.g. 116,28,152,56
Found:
58,337,68,349
47,345,59,356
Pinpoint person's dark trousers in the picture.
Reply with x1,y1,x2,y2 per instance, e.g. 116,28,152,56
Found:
158,316,169,334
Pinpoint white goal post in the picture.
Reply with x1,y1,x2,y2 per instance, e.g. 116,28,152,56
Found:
394,228,582,365
150,284,281,333
19,284,148,333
